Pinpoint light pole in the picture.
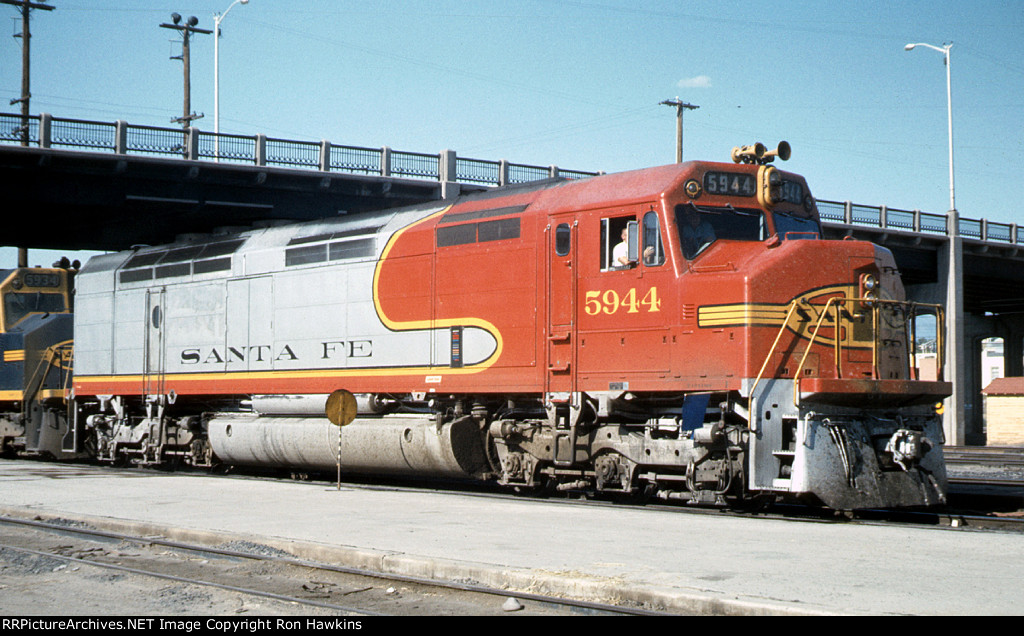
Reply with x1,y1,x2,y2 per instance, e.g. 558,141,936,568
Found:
214,0,249,160
905,41,963,446
904,42,955,212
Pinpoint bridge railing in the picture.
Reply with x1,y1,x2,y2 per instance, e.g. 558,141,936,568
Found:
4,112,1020,244
0,112,597,188
817,199,1021,246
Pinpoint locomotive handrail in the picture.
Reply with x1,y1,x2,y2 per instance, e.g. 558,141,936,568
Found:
792,296,846,405
22,341,73,416
791,297,947,406
749,300,802,404
750,295,947,412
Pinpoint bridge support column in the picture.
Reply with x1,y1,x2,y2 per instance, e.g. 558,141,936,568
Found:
1006,329,1024,378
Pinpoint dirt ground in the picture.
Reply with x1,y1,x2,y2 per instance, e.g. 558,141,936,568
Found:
0,520,573,617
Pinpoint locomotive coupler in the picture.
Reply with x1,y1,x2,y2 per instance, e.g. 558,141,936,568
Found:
885,429,932,471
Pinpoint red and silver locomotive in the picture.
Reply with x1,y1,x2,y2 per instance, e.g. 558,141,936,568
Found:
6,143,951,509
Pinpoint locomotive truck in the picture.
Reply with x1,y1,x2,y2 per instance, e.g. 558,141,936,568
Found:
1,143,951,510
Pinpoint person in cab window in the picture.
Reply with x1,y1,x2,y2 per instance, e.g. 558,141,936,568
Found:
613,227,655,268
613,227,631,267
681,208,716,259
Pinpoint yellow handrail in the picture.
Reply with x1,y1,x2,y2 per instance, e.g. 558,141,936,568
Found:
749,294,947,413
23,342,73,411
749,300,802,400
793,296,845,405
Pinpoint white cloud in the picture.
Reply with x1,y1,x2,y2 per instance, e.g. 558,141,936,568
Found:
677,75,712,89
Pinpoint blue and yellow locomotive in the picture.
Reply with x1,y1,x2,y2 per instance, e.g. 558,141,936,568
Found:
0,262,76,457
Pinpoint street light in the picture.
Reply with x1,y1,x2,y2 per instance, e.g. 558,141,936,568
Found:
905,41,963,447
904,42,955,212
214,0,250,160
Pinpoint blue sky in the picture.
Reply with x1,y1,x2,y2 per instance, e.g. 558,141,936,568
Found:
1,0,1022,268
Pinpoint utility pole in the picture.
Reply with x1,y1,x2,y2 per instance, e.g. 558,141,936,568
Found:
160,14,212,128
660,98,699,163
3,0,55,147
4,0,53,268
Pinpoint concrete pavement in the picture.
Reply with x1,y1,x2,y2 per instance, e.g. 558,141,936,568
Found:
0,460,1021,615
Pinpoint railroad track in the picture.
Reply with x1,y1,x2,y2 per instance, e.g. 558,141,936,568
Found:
0,514,668,617
944,445,1024,488
945,446,1024,466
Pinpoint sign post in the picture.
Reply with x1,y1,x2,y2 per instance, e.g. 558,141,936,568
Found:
325,389,357,490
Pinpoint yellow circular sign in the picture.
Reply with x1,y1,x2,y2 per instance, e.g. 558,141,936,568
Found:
325,389,358,427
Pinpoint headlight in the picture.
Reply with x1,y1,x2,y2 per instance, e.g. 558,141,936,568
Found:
758,166,783,207
862,274,877,291
685,179,702,198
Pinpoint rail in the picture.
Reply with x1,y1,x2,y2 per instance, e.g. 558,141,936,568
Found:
5,112,1021,244
22,341,74,413
0,112,599,187
749,296,946,407
817,199,1024,247
793,296,945,404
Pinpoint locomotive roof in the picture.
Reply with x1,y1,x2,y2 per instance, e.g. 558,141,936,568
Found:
526,162,702,213
80,160,786,277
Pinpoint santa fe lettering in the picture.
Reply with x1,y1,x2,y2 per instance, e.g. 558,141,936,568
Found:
321,340,373,359
180,341,372,365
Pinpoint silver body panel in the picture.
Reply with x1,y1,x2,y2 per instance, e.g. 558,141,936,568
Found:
74,205,497,382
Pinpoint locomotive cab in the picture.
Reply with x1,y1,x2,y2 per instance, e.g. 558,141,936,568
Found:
535,144,949,509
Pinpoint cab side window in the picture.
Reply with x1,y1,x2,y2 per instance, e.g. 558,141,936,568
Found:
642,212,665,266
555,223,571,256
600,216,635,271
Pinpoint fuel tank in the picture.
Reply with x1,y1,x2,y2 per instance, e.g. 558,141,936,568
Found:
207,414,489,478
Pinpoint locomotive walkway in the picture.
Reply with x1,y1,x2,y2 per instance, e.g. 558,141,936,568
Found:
1,460,1021,616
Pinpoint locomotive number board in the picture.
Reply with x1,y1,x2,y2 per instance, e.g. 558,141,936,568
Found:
23,272,62,288
704,171,756,197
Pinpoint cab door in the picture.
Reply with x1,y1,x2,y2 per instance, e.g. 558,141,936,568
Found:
143,287,166,397
576,208,672,386
545,219,576,398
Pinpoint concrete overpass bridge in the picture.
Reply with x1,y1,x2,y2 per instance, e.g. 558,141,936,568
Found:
5,112,1022,446
1,112,596,252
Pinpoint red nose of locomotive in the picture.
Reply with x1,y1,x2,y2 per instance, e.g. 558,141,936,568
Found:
740,237,914,386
